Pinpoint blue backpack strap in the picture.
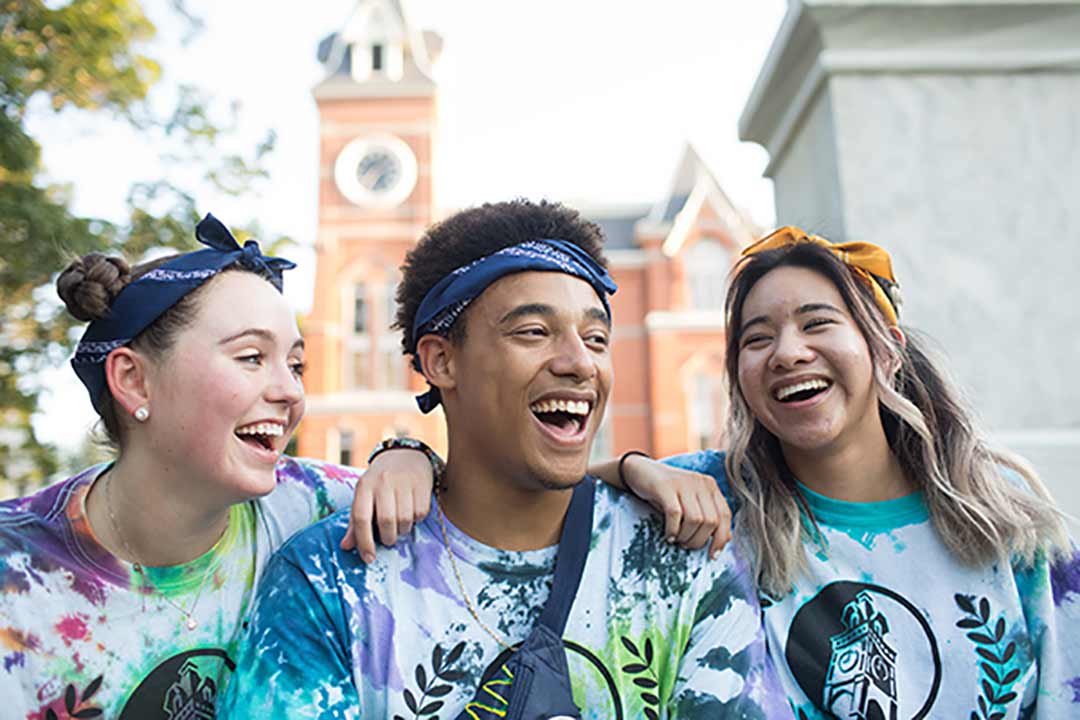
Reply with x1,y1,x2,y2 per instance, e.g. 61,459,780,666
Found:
537,477,595,635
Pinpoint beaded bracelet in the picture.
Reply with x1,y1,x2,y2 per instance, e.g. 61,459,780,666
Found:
617,450,651,493
367,437,447,486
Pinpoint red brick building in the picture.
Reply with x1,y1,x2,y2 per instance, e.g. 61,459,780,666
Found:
296,0,759,464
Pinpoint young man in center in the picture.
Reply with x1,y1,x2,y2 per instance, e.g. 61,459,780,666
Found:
219,200,788,718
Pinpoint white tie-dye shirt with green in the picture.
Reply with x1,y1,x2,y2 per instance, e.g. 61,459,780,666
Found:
664,449,1080,720
0,457,359,720
218,478,792,719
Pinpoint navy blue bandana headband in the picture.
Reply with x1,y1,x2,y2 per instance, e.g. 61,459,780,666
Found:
410,238,617,413
72,213,296,412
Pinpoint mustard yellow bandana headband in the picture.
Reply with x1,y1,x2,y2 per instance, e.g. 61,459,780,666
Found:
740,225,902,326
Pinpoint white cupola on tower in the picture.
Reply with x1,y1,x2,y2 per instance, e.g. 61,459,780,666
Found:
342,0,405,81
315,0,440,92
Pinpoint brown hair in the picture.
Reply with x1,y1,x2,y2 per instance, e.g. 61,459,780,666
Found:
723,241,1068,597
57,252,271,447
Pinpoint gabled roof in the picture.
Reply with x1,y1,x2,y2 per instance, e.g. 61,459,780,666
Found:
581,205,652,250
647,143,758,257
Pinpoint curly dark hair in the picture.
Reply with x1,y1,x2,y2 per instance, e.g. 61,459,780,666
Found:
395,199,607,364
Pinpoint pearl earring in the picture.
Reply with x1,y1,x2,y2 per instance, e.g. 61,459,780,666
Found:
134,406,150,422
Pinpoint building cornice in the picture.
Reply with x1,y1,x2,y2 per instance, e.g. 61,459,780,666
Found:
645,310,726,332
739,1,1080,176
321,121,435,136
313,79,436,101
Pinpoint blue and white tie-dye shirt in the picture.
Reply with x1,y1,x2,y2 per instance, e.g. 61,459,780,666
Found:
665,449,1080,720
218,479,792,719
0,457,359,719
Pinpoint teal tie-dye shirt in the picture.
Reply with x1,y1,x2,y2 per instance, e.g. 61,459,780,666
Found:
665,449,1080,720
0,457,359,719
218,479,791,719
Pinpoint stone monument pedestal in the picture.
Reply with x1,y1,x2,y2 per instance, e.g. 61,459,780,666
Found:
740,0,1080,517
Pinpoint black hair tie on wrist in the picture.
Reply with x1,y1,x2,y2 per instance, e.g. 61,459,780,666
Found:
617,450,651,496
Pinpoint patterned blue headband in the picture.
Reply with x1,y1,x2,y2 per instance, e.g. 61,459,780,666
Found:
410,238,617,413
72,213,296,413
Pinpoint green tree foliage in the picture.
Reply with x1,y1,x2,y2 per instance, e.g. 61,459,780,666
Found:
0,1,285,497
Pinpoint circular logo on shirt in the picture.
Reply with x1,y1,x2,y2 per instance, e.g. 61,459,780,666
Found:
477,640,623,719
785,581,941,719
120,648,235,720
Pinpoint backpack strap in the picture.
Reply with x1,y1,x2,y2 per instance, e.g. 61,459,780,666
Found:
537,477,596,636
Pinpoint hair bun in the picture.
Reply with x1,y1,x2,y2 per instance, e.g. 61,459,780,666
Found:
56,253,133,322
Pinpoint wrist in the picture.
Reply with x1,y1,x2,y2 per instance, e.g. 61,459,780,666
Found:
617,450,651,494
368,437,446,486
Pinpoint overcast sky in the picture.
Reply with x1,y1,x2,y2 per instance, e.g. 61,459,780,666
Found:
30,0,788,451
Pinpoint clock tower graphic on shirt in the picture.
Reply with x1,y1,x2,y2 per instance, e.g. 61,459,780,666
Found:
823,590,899,720
297,0,447,461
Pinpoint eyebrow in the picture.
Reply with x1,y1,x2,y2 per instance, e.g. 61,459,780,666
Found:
219,328,305,351
585,306,612,328
741,302,844,332
498,303,555,326
498,303,611,328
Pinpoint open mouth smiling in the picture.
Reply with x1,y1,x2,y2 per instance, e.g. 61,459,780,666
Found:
528,397,593,440
773,378,832,404
235,421,286,453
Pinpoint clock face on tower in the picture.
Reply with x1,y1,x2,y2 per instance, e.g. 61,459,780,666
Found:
334,133,419,208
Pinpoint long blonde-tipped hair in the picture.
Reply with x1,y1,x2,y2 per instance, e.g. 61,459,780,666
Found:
723,242,1068,599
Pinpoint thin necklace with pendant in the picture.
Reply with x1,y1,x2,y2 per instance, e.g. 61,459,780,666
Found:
104,470,220,631
434,482,513,652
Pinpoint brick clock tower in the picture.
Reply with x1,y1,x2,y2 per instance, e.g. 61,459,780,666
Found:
297,0,446,464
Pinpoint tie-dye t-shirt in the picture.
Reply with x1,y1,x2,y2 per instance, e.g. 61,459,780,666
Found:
218,478,791,719
0,456,359,720
665,449,1080,720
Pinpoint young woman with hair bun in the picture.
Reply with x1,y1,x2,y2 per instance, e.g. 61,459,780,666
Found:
618,226,1079,718
0,214,713,718
0,215,439,718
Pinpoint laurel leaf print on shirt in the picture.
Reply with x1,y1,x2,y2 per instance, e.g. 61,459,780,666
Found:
955,594,1021,720
395,640,467,719
620,635,661,720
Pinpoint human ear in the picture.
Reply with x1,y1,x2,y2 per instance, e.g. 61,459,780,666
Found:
415,335,456,391
104,347,152,419
888,325,906,348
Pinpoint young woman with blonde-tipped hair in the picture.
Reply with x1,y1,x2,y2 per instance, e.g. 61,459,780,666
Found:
632,226,1079,718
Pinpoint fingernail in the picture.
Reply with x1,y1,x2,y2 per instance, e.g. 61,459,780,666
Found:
363,553,375,564
666,536,676,544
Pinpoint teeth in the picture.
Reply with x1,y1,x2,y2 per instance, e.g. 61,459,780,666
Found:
236,422,285,437
775,379,829,401
529,399,591,416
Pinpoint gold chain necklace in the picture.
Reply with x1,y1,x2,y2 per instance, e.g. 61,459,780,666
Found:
104,471,219,631
433,484,513,652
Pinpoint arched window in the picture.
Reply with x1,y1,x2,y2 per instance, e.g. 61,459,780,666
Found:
352,283,368,335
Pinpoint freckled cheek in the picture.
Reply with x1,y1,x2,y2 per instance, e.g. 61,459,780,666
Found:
737,357,768,410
